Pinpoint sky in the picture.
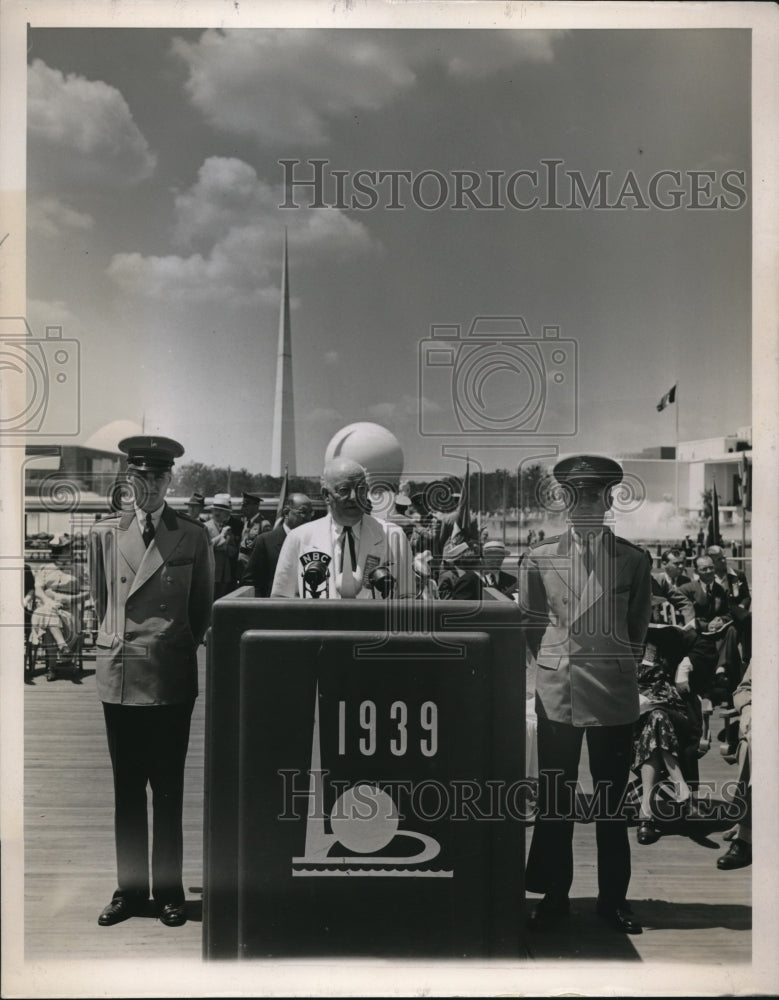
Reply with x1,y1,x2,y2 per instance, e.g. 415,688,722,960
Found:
24,25,752,478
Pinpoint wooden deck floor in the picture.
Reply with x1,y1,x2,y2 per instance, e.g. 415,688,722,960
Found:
22,647,751,976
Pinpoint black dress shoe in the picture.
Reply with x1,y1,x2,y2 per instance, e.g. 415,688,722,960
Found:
527,894,570,932
637,819,661,845
596,900,643,934
159,901,187,927
98,896,142,926
717,838,751,870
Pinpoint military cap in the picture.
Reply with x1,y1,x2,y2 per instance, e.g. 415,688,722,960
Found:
119,435,184,471
187,491,206,508
552,453,623,489
242,491,262,504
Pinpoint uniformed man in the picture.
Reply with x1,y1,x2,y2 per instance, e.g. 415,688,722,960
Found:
519,454,651,935
88,436,214,928
237,492,264,574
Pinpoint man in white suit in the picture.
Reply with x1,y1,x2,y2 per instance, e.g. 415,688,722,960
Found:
271,457,414,599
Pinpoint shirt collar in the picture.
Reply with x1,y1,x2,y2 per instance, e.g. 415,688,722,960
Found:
572,526,605,550
332,517,362,541
135,503,165,532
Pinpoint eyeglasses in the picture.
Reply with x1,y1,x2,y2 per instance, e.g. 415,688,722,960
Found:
325,482,368,501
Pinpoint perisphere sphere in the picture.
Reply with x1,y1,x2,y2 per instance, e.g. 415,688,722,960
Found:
330,784,400,854
324,422,404,482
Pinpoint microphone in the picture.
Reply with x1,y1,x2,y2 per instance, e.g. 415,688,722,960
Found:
300,551,331,598
368,565,395,599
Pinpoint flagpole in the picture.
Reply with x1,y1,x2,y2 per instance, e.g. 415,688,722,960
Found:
675,383,679,515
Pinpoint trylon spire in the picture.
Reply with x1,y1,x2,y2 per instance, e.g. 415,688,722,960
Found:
270,229,296,476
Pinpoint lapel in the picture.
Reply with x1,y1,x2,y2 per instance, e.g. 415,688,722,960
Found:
127,504,184,597
359,515,385,565
117,509,146,580
568,527,621,627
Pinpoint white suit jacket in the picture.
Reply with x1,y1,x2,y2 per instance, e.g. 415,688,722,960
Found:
271,512,415,599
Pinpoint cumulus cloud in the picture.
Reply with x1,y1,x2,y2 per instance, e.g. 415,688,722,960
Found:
171,29,416,145
171,29,564,146
28,59,156,189
28,197,94,239
433,30,565,78
108,156,376,304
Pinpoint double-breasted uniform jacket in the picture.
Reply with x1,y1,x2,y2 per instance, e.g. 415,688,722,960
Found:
271,512,415,599
88,505,214,705
518,527,652,727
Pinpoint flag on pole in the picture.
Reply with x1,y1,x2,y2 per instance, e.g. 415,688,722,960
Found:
706,478,721,548
656,384,677,411
274,464,289,528
452,456,479,544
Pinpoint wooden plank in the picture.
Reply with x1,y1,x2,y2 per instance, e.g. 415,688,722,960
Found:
24,649,750,963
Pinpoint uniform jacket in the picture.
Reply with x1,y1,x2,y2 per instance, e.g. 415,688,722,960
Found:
88,505,214,705
241,523,287,596
518,527,652,727
271,512,415,599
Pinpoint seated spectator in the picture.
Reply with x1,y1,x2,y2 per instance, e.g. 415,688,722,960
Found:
679,556,743,702
658,547,691,587
717,664,751,870
633,626,700,846
651,553,696,630
29,535,88,677
707,544,751,664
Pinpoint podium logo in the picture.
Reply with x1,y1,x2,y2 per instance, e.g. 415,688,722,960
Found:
290,685,453,878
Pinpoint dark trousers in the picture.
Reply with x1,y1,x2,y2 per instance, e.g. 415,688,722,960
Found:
102,701,194,904
526,716,634,907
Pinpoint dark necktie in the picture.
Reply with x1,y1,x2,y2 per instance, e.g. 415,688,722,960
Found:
142,512,155,548
339,526,358,598
582,533,595,577
340,525,356,571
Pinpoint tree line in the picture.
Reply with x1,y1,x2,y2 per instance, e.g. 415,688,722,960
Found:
169,463,550,514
